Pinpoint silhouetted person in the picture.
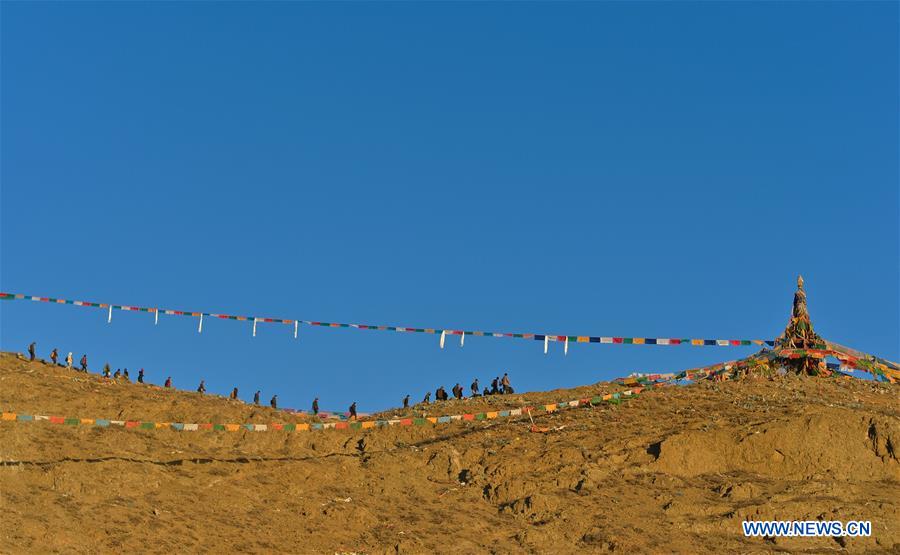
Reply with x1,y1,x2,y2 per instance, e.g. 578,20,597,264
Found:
312,397,319,414
80,354,88,372
452,383,463,400
230,387,239,400
197,380,206,393
113,369,121,379
270,395,278,409
137,368,144,383
65,352,73,370
483,387,491,396
470,379,479,396
164,376,172,388
501,373,511,394
103,364,111,378
254,390,260,405
50,349,58,365
436,386,448,401
491,377,500,395
349,402,357,420
123,368,130,381
403,394,410,408
28,342,36,361
423,392,431,404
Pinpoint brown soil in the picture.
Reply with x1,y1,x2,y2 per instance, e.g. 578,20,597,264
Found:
1,352,898,554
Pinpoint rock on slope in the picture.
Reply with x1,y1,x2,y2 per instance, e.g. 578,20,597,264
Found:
1,352,898,553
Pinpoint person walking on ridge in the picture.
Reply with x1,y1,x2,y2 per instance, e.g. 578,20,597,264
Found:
164,376,172,388
103,364,111,378
422,391,431,404
501,373,512,394
312,397,319,415
50,348,58,365
491,377,499,395
470,379,479,397
123,368,130,381
230,387,239,400
197,380,206,393
28,342,36,361
254,390,260,405
80,354,88,372
113,369,121,379
270,395,278,409
65,352,73,370
349,402,357,421
137,368,144,383
403,394,410,409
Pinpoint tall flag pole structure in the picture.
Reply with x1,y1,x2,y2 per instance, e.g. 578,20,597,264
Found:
671,276,898,383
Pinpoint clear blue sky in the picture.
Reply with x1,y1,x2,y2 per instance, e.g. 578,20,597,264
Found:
2,2,897,412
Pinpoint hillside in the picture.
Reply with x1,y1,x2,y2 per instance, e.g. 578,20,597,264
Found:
1,352,898,553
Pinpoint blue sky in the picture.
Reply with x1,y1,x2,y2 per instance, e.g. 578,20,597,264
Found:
2,2,897,412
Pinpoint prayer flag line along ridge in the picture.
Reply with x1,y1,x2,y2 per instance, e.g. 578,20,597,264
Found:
0,385,652,434
0,292,775,348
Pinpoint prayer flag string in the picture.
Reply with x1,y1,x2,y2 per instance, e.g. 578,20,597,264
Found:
0,292,776,348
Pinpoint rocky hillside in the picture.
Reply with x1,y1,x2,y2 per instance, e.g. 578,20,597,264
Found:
1,352,897,553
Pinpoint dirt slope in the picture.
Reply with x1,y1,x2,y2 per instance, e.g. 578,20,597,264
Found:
1,352,898,554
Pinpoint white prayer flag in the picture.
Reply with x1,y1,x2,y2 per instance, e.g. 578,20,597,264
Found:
440,330,446,349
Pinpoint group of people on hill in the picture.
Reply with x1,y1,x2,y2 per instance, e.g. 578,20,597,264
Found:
30,342,88,372
25,341,360,418
222,386,279,409
26,341,509,421
408,373,513,407
27,342,285,407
